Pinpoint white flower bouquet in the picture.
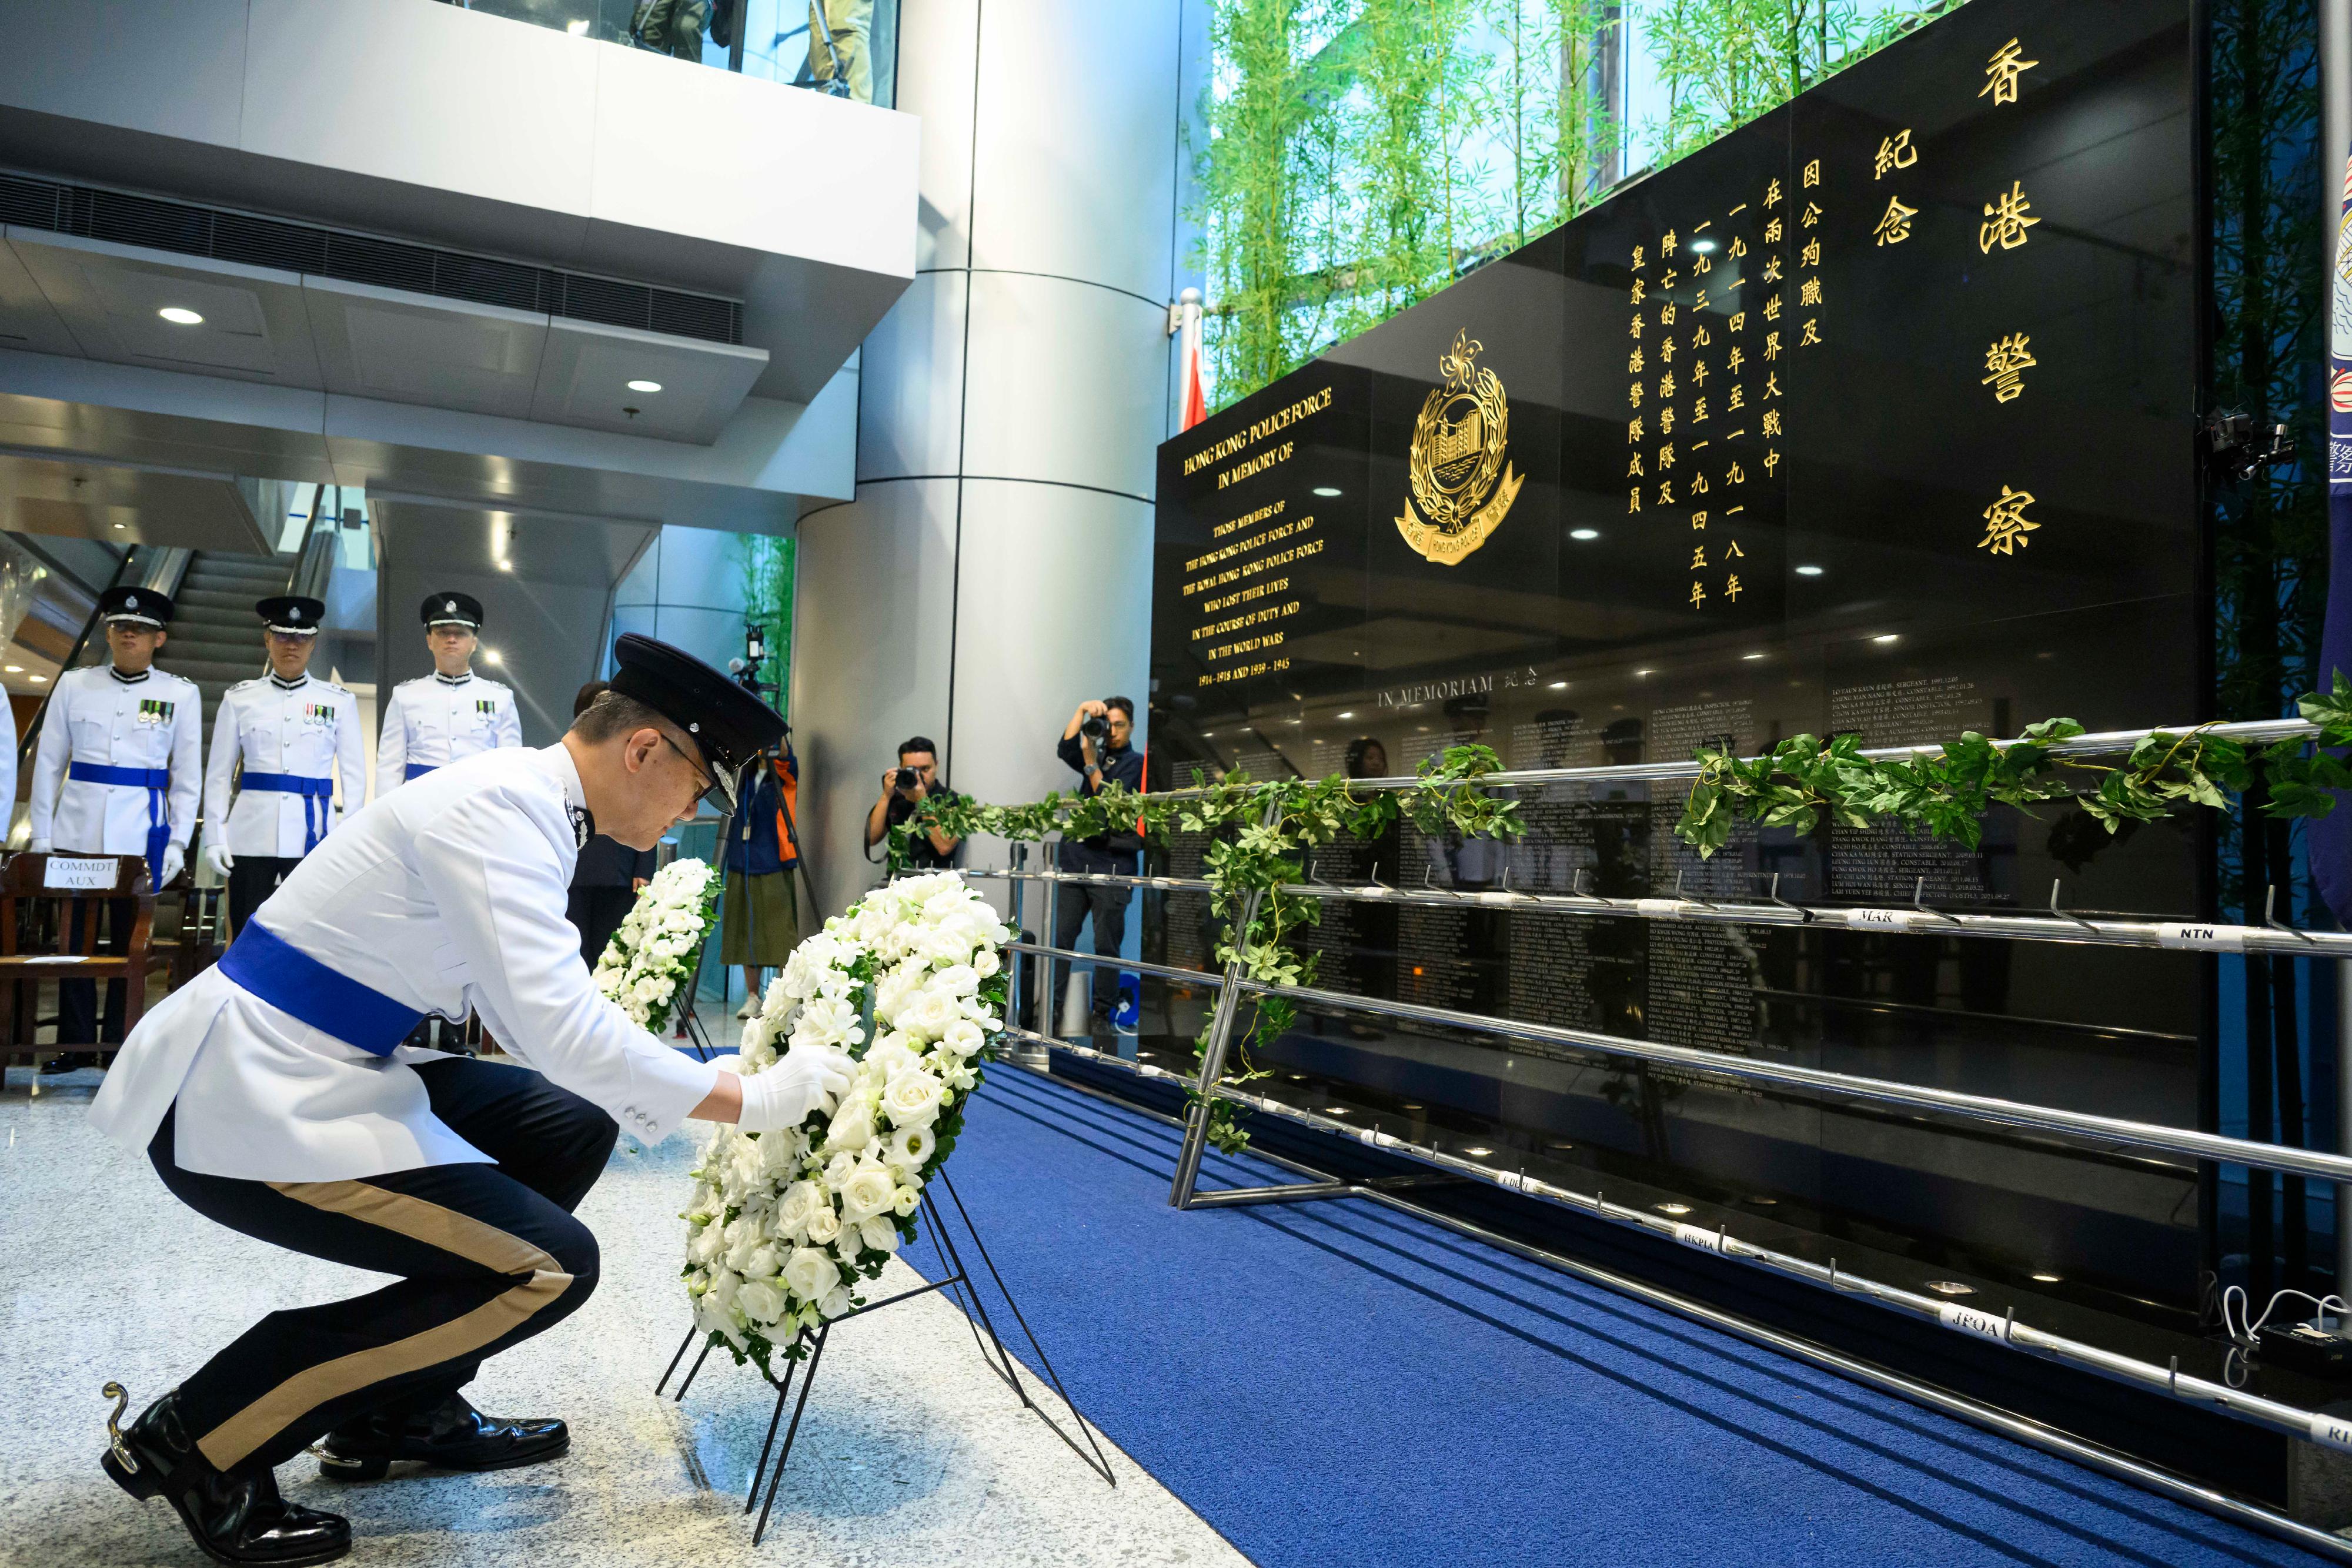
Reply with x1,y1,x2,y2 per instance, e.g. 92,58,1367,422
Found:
681,870,1010,1375
593,857,719,1037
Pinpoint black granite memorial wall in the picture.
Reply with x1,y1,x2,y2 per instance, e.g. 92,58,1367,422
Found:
1147,0,2210,1332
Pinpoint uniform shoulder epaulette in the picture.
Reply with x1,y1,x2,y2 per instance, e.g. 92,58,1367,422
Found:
396,674,434,688
319,680,353,697
228,676,266,693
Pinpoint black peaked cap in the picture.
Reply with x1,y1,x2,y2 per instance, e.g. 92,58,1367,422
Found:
256,595,325,634
607,633,784,797
420,592,484,628
99,586,173,627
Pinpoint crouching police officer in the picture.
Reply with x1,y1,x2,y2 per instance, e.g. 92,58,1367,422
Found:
89,635,851,1566
203,596,364,937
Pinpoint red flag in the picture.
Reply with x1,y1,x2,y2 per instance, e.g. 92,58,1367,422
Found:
1177,289,1208,431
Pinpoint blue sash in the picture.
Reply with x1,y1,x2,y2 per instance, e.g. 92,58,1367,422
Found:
240,771,334,852
405,762,435,781
216,920,424,1057
68,761,171,890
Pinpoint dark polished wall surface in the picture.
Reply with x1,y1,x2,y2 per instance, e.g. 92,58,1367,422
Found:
1147,0,2209,1330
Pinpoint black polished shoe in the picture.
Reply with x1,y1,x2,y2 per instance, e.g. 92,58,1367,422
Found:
100,1382,350,1566
318,1393,567,1480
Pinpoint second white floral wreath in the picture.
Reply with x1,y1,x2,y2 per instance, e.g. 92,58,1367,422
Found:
593,857,717,1036
682,870,1010,1374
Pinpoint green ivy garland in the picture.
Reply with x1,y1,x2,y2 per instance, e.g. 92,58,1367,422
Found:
893,745,1523,1152
1676,676,2352,859
889,677,2352,1153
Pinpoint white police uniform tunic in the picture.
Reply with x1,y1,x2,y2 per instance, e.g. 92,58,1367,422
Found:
29,662,202,884
204,673,364,857
91,744,719,1181
376,670,521,797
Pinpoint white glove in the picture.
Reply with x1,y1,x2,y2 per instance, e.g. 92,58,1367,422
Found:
159,844,185,887
735,1046,854,1133
27,838,48,854
205,842,235,878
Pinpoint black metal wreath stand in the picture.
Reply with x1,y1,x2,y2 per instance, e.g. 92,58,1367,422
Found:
654,1168,1114,1545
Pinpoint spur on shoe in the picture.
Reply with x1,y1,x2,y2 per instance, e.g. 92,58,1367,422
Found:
317,1392,567,1479
101,1382,350,1567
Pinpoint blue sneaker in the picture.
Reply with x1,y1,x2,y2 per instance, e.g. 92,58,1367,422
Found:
1110,978,1140,1037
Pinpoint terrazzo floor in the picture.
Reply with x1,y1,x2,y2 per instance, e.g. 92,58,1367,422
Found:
0,1056,1248,1568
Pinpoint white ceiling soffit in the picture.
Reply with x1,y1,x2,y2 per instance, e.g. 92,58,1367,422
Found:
0,231,767,446
9,229,320,386
0,236,77,356
530,317,767,444
372,493,655,590
0,447,269,552
303,275,546,420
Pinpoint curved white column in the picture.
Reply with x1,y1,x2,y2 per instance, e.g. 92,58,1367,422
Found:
794,0,1188,918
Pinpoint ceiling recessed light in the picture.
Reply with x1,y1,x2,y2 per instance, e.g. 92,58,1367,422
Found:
1569,527,1600,541
158,307,203,326
1924,1279,1976,1297
111,522,126,530
1547,1139,1576,1150
1312,486,1342,497
1742,651,1765,660
1795,564,1825,577
1748,1196,1778,1205
496,559,513,571
1337,710,1355,719
1547,680,1568,689
1634,668,1655,677
1399,1102,1422,1111
1326,1106,1350,1115
626,379,663,393
29,674,46,683
2,666,19,673
483,648,503,666
1462,1146,1493,1157
1872,633,1900,644
1656,1202,1692,1216
2031,1272,2062,1283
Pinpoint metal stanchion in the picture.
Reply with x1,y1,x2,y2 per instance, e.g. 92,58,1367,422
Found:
1036,841,1060,1044
1166,798,1282,1209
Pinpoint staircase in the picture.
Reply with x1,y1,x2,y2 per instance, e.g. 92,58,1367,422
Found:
151,553,292,752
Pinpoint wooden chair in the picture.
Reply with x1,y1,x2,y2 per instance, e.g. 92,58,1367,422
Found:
0,853,172,1091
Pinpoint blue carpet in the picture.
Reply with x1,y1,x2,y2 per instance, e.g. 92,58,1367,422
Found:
905,1069,2331,1568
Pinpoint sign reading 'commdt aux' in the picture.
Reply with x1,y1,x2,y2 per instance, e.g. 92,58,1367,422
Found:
1395,330,1525,566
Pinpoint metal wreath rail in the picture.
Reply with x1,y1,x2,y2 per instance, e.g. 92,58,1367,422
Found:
951,713,2350,1557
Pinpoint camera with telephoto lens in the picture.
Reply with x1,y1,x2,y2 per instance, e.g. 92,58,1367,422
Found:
893,765,920,793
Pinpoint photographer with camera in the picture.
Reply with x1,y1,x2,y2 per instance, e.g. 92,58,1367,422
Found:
864,736,963,874
1053,697,1144,1036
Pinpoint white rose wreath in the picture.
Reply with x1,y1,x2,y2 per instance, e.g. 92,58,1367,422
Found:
682,870,1010,1374
592,857,719,1035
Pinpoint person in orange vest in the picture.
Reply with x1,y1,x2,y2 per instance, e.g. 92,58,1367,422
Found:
724,736,804,1018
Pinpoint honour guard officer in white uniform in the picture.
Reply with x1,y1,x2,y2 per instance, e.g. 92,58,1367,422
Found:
29,584,201,1061
203,596,365,938
375,591,520,796
89,634,851,1566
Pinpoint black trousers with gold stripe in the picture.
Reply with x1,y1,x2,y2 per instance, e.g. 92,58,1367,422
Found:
149,1058,617,1474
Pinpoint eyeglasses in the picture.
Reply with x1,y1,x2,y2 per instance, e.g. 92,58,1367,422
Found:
658,731,734,814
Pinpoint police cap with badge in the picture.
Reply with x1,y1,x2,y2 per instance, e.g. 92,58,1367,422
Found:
99,586,174,628
606,633,784,813
256,596,325,636
421,592,484,630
